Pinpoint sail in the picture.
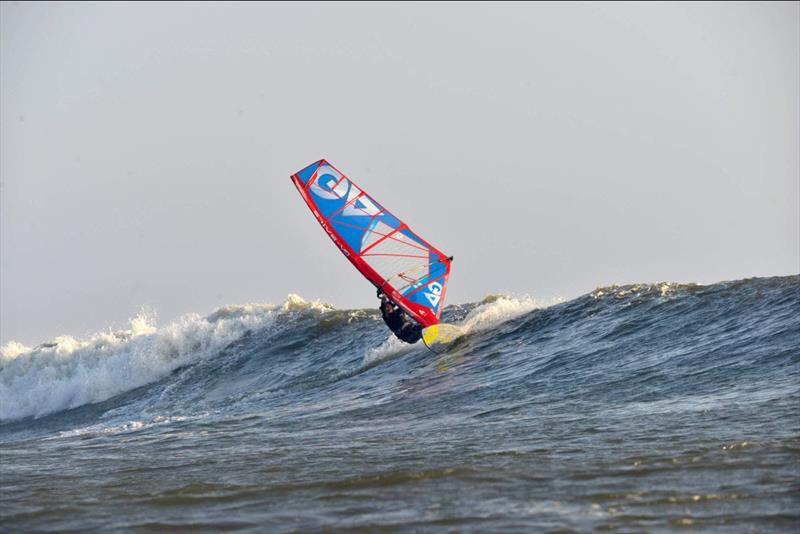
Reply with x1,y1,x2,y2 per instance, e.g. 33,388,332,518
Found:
291,159,452,327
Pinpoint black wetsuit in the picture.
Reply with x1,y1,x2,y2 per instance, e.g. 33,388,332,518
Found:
380,297,423,344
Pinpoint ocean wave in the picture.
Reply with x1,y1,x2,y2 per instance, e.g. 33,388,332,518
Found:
2,276,797,424
1,276,797,534
0,297,322,422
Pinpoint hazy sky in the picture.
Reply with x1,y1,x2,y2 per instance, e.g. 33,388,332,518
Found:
1,2,798,345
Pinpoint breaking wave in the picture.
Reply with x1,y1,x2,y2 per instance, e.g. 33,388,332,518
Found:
1,277,797,426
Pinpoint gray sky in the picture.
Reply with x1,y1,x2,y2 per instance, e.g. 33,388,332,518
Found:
2,2,798,345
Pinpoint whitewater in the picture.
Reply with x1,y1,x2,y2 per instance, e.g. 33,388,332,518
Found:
1,275,798,532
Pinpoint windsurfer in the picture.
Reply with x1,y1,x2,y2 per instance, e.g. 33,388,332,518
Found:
377,289,423,344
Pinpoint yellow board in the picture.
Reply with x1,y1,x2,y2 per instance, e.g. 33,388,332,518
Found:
421,323,464,352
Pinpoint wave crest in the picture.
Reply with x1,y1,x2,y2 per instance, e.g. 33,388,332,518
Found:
460,294,549,333
591,282,703,300
281,293,335,313
0,299,287,422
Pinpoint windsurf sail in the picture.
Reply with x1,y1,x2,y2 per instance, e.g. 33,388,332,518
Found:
291,159,452,327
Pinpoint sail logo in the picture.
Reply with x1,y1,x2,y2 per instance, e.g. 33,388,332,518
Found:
309,166,380,217
424,281,443,307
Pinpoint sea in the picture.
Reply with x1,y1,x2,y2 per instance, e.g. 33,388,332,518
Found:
1,275,798,532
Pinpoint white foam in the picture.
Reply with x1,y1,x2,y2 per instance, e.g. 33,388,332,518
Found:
363,334,419,366
49,414,196,440
0,300,285,421
281,293,335,313
459,294,550,334
0,341,31,359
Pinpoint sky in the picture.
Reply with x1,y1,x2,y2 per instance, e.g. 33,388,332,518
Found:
1,2,798,346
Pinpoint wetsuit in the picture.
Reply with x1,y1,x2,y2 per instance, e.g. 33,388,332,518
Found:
379,294,423,344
